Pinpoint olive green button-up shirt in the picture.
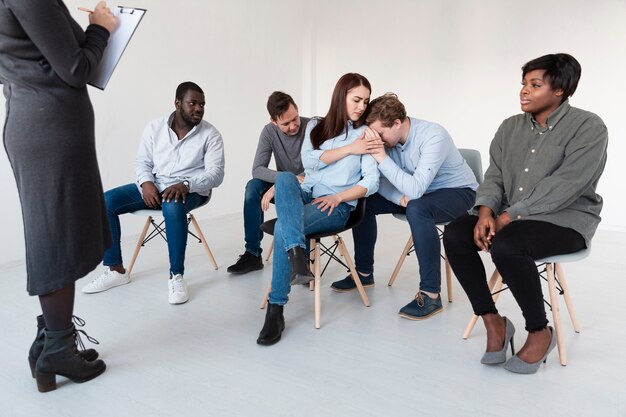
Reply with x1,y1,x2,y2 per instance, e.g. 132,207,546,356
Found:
474,100,608,246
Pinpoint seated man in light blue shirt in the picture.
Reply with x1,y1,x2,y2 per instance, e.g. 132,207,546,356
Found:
82,81,225,305
331,93,478,320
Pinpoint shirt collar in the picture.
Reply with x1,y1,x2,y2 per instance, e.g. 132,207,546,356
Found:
526,99,571,132
167,111,199,140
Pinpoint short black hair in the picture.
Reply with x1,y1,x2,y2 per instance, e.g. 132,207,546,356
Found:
522,53,581,102
267,91,297,121
175,81,204,100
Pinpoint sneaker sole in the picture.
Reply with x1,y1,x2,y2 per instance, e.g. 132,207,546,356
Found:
169,297,189,305
227,264,264,275
331,283,375,293
82,279,131,294
398,306,443,321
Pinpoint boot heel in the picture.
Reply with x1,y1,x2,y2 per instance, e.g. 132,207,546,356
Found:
36,372,57,393
28,357,36,378
510,337,515,356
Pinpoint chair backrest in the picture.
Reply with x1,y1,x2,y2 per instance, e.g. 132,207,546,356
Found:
459,148,483,185
344,197,366,230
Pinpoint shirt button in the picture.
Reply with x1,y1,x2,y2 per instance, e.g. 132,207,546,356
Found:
531,149,535,153
517,215,522,219
524,168,529,172
519,187,524,191
539,132,543,135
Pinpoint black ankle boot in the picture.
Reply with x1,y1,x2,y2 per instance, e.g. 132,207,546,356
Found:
28,315,99,378
287,247,312,285
257,303,285,346
35,324,106,393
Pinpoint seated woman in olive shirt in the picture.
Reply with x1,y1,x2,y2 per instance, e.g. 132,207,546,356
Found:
443,53,608,374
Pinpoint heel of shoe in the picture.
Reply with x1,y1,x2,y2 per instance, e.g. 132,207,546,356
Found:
28,357,36,378
510,337,515,356
35,372,57,393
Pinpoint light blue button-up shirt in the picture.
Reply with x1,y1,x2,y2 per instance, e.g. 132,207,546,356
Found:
377,117,478,205
301,118,379,207
135,112,225,197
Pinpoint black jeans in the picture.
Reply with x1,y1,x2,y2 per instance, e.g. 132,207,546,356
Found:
442,214,586,331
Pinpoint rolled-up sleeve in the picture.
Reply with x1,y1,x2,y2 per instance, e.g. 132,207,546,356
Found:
357,154,379,197
189,129,225,194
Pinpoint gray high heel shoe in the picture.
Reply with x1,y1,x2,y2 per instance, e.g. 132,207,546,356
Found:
481,316,515,365
504,326,557,374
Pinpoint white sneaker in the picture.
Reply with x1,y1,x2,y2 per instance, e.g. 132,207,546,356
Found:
82,268,130,294
168,274,189,305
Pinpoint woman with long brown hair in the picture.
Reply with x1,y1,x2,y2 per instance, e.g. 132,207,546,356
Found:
257,73,380,345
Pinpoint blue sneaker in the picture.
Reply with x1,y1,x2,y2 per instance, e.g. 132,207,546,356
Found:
398,292,443,320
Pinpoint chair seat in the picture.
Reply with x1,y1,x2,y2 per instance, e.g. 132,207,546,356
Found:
130,209,165,217
536,248,590,264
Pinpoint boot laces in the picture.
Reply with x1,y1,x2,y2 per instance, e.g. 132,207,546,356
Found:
72,315,100,352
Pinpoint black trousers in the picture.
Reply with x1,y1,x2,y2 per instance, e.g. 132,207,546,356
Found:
443,214,586,332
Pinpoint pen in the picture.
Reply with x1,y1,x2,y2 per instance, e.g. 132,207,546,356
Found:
77,7,93,13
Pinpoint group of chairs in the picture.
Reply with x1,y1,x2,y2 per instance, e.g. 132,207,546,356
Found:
126,149,588,366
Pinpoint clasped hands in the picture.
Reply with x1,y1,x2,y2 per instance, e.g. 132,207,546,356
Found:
473,207,512,252
141,181,189,208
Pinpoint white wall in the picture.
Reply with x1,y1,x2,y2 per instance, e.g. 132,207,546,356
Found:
1,0,624,265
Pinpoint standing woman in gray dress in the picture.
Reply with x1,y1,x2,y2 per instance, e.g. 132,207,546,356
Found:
0,0,117,392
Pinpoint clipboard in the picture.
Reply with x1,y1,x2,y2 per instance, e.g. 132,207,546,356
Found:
88,6,146,90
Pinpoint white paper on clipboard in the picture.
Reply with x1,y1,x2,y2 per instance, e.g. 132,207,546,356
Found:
88,6,146,90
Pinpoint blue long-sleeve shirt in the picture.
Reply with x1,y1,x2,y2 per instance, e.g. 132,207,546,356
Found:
377,117,478,204
301,118,379,207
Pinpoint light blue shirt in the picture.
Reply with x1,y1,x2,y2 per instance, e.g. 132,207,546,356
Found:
135,112,225,197
377,117,478,205
301,118,379,207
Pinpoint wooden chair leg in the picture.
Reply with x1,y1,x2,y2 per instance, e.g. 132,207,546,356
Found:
189,214,218,270
260,285,271,309
463,270,502,339
265,238,274,262
337,236,370,307
308,238,315,291
388,236,413,286
127,217,152,277
314,241,322,329
444,254,453,303
555,263,581,332
547,262,567,366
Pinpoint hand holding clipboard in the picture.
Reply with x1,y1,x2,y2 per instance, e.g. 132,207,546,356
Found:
88,6,146,90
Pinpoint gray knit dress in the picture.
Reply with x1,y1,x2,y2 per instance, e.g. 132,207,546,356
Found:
0,0,112,295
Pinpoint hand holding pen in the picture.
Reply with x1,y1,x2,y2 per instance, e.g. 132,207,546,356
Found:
79,1,117,33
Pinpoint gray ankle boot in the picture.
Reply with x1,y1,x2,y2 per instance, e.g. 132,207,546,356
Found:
35,324,106,393
28,315,99,378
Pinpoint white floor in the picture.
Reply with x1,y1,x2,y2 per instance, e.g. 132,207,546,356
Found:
1,213,625,417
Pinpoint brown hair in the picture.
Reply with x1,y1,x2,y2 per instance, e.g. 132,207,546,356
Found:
310,73,371,149
266,91,298,121
365,93,407,127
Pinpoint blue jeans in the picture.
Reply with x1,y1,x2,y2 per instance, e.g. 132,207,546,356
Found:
353,188,476,293
243,178,273,257
102,183,208,275
269,172,352,305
